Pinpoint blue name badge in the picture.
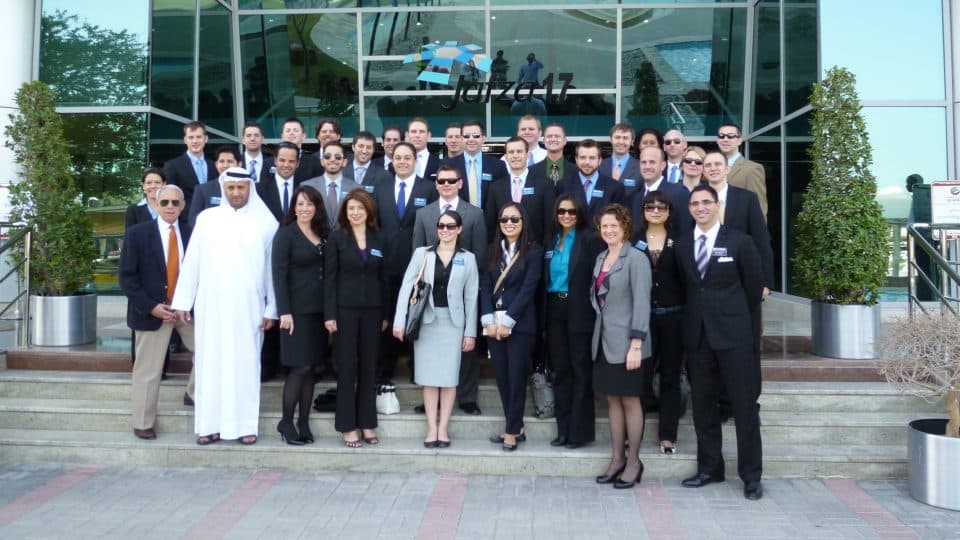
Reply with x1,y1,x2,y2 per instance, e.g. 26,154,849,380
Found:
592,189,605,198
364,185,375,193
623,178,637,187
544,250,554,260
414,197,427,207
370,248,383,258
522,187,535,196
481,173,492,181
210,196,221,205
634,240,647,250
453,258,465,266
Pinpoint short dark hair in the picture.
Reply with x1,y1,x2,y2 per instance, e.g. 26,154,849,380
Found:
637,190,675,236
576,139,600,154
316,118,342,138
275,141,300,158
141,167,166,185
214,145,241,162
718,122,742,136
354,130,376,145
393,141,416,157
241,121,263,136
691,183,719,202
282,117,305,131
184,121,206,135
609,122,635,139
283,185,331,239
382,125,403,141
544,122,567,136
436,164,461,179
637,127,663,148
445,122,462,133
462,120,484,132
504,136,528,152
322,141,345,155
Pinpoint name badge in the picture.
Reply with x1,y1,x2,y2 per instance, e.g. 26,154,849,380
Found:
481,173,492,181
592,189,604,198
623,178,637,187
712,247,728,257
370,248,383,258
634,240,647,250
364,185,375,193
522,187,535,196
544,250,554,260
210,196,221,205
718,256,734,263
453,258,465,266
414,197,427,207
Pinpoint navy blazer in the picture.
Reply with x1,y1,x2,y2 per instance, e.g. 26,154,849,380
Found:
124,204,154,229
119,219,192,332
556,173,626,221
258,174,298,222
542,228,603,334
323,228,388,320
444,153,508,209
599,155,643,203
674,226,763,351
721,184,775,289
373,176,439,278
484,168,556,245
344,161,392,189
480,243,544,335
241,154,274,181
163,153,217,206
272,224,325,316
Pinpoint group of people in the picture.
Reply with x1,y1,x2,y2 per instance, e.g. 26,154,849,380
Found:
119,113,773,500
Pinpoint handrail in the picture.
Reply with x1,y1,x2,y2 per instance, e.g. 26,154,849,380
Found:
906,223,960,318
0,222,31,347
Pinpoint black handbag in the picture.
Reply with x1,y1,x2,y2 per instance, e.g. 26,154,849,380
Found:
404,253,431,340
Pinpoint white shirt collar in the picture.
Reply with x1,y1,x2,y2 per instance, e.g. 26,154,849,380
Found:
324,173,343,185
439,196,460,210
645,177,663,192
727,152,742,166
275,173,293,187
714,181,729,203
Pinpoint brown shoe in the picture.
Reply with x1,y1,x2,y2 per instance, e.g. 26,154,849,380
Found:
183,393,194,406
133,428,156,440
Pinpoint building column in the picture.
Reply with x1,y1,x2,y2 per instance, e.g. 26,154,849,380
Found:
0,0,36,190
952,0,960,180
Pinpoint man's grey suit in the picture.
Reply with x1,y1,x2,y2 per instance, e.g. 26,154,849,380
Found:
301,176,360,229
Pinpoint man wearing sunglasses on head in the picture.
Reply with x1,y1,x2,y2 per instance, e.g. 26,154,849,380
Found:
303,141,360,230
716,123,767,220
662,129,688,185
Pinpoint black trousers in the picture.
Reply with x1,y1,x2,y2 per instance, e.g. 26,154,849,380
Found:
688,328,762,484
261,326,281,380
488,332,534,435
546,296,595,444
378,274,409,381
645,309,684,442
334,307,380,432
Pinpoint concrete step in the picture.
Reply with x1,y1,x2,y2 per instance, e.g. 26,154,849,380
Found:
0,397,930,446
0,371,941,413
0,428,907,479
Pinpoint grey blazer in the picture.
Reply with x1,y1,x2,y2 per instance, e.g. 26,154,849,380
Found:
412,200,487,264
300,176,360,229
393,247,479,336
590,245,652,363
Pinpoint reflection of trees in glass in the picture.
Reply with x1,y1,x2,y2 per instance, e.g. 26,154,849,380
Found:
285,14,358,119
39,10,147,105
63,114,147,206
628,61,662,130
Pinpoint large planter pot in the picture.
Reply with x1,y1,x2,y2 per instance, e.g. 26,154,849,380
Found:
29,293,97,346
908,419,960,511
810,301,879,359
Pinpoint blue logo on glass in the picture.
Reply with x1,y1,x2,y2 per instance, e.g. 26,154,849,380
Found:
403,42,491,86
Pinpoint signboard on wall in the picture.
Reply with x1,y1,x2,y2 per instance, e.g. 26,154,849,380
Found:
930,181,960,225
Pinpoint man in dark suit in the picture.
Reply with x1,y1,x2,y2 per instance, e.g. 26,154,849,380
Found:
532,123,577,186
557,139,625,221
371,125,403,173
662,129,688,185
240,121,273,182
188,146,240,228
258,142,300,222
119,184,195,440
675,184,764,501
629,146,692,236
280,117,323,183
374,142,438,382
444,120,507,210
485,136,555,244
302,141,360,230
599,123,642,203
343,131,391,190
407,117,440,182
309,118,352,173
163,121,217,207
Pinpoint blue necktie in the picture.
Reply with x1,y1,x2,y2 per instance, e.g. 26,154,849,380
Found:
528,153,534,166
248,159,257,180
669,165,678,184
397,181,407,218
193,158,204,183
281,181,289,215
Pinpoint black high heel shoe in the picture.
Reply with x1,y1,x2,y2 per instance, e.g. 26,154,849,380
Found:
596,464,626,484
614,462,644,489
277,420,305,446
297,419,314,444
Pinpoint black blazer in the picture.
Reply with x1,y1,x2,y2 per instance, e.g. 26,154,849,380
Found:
674,226,763,351
484,169,556,245
630,182,693,240
639,235,684,309
556,173,626,221
258,175,297,222
323,228,388,320
187,181,223,228
444,153,508,209
722,184,774,289
421,153,440,182
542,228,603,334
479,243,544,335
272,224,325,316
118,219,192,331
163,153,217,206
373,177,439,277
344,161,392,189
241,154,274,181
530,157,578,186
293,151,323,184
124,204,154,229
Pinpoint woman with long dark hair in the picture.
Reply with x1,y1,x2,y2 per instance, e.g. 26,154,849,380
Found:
272,185,330,444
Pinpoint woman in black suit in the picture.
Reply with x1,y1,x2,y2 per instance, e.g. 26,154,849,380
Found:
481,202,543,451
635,191,685,454
272,185,330,445
125,168,166,227
544,194,602,449
324,189,388,448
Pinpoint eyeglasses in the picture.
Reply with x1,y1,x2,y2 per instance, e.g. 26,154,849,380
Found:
663,138,683,145
462,134,483,139
499,216,522,224
322,153,344,160
683,158,703,165
644,203,668,211
688,199,717,208
437,223,459,231
556,208,577,216
717,133,740,140
158,199,181,207
435,178,460,185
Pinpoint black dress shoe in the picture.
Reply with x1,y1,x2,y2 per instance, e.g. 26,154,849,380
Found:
489,433,526,444
502,441,518,452
423,440,438,448
565,441,585,450
436,440,451,448
550,436,568,447
183,393,194,407
414,404,426,414
681,472,725,488
595,464,625,484
459,402,482,415
744,481,763,500
133,428,156,440
614,462,644,489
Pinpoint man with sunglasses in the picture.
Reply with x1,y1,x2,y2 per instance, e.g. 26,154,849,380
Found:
717,123,767,219
663,129,688,185
599,123,642,203
120,184,194,440
443,120,507,210
303,141,360,229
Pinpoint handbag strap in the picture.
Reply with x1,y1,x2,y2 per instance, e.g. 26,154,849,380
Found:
410,250,430,301
493,251,519,295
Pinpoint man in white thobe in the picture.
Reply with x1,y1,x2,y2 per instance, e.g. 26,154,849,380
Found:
172,167,278,444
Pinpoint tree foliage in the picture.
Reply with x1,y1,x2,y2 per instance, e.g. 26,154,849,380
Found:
4,81,96,296
793,66,888,305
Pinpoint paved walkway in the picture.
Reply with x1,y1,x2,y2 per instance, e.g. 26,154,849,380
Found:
0,464,957,539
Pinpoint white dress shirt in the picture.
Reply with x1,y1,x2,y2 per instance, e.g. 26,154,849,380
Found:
394,174,416,208
157,218,185,263
694,220,721,260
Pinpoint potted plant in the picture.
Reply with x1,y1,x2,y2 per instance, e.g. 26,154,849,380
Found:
879,312,960,510
4,81,97,346
793,66,888,359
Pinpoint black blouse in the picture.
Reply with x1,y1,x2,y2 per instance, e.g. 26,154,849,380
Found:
645,237,684,309
432,255,451,308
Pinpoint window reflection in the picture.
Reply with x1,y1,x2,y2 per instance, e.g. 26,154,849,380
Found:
199,4,235,133
60,113,148,204
364,96,483,138
152,0,195,118
784,1,817,115
361,11,484,57
492,93,615,138
752,6,780,130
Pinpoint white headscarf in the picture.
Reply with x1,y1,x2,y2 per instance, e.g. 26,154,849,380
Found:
219,166,277,226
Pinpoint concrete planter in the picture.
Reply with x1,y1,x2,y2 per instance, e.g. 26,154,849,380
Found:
810,302,879,359
29,293,97,346
908,419,960,511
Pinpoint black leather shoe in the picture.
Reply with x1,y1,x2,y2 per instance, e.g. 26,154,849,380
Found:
744,481,763,500
459,402,482,415
489,433,526,444
614,462,644,489
436,440,451,448
681,472,725,488
595,464,625,484
550,436,568,447
565,441,585,450
133,428,156,440
183,393,194,407
414,404,426,414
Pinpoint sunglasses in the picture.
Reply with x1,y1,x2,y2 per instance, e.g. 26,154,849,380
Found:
435,178,460,185
556,208,577,216
717,133,740,140
462,134,483,139
644,203,668,211
499,216,522,224
663,138,683,145
158,199,181,207
683,158,703,165
322,153,344,160
437,223,459,231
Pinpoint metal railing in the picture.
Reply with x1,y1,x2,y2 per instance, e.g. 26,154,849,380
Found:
906,223,960,317
0,222,31,347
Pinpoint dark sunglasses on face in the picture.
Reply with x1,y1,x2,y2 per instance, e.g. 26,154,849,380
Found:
644,203,668,211
717,133,740,140
437,223,459,231
556,208,577,216
322,153,344,160
663,138,683,145
159,199,181,207
683,158,703,165
499,216,522,224
462,134,482,139
435,178,460,185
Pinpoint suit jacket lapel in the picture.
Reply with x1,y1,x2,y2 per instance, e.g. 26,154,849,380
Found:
150,223,167,274
567,231,582,276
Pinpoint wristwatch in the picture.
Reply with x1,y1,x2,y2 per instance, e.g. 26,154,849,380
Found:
630,345,642,351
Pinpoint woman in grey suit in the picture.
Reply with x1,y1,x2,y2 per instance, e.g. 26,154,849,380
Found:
393,210,479,448
591,204,652,489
